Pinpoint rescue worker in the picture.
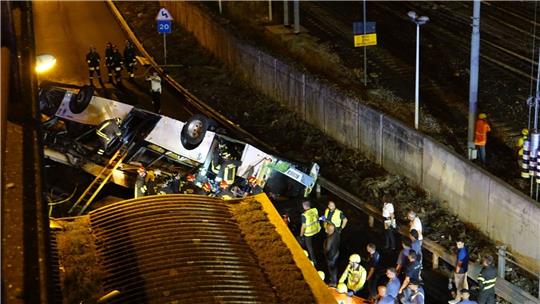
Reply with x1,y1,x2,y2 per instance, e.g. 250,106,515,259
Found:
299,200,321,266
449,240,469,304
322,200,348,233
410,229,422,264
474,113,491,163
146,70,162,113
246,176,263,195
338,254,367,297
385,267,401,299
477,255,497,304
401,279,425,304
399,251,422,296
86,46,102,85
134,166,147,198
104,42,114,83
376,286,395,304
96,117,122,155
323,221,340,287
123,40,137,81
396,240,412,275
366,243,384,300
516,128,528,165
111,45,124,83
457,289,477,304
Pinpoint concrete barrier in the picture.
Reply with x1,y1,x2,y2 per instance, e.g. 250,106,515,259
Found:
161,1,540,272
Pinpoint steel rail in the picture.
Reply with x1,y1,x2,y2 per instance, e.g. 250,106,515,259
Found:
106,3,539,303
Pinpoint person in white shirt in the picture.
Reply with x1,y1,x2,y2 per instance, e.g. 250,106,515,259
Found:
146,71,162,113
382,195,396,250
407,211,423,245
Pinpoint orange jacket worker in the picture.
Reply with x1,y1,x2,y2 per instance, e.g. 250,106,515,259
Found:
474,113,491,163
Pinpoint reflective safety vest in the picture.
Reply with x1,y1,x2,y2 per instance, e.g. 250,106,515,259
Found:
478,265,497,292
324,208,344,228
339,264,367,292
474,119,491,146
517,135,527,157
303,208,321,237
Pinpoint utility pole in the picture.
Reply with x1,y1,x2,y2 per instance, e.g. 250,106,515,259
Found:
294,0,300,34
467,0,481,160
268,0,272,21
362,0,367,86
283,0,289,26
407,11,429,130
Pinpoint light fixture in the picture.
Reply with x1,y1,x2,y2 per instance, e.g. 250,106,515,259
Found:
35,54,56,73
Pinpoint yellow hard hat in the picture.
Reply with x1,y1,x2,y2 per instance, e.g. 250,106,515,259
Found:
349,254,361,264
522,128,529,136
478,113,487,119
317,271,325,280
337,283,348,294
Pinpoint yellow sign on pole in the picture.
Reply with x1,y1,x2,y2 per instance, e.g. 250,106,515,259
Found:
354,33,377,47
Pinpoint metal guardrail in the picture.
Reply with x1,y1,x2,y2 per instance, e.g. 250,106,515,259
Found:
107,2,539,303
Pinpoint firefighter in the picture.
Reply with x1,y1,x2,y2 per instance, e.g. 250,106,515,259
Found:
96,117,122,155
299,200,321,266
123,40,137,81
86,46,102,85
474,113,491,163
339,254,367,296
104,42,114,83
477,255,497,304
111,45,124,83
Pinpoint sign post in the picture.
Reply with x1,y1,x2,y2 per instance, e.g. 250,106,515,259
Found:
353,21,377,86
156,8,173,65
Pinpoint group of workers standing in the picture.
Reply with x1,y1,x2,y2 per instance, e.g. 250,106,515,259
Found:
85,41,162,113
297,198,497,304
85,41,137,85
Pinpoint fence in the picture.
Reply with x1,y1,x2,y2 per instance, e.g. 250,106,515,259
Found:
162,0,540,274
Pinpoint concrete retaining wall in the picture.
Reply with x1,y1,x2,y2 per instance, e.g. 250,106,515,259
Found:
162,1,540,271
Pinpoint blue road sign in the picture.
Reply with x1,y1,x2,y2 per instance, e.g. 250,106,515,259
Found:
157,20,172,34
353,22,376,35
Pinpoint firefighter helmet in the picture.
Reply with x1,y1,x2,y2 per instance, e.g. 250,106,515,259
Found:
337,283,348,294
478,113,487,119
349,254,361,264
202,182,212,192
317,271,325,281
219,180,228,189
522,128,529,136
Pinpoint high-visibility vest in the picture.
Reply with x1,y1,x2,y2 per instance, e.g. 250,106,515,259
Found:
303,208,320,237
517,135,527,156
339,264,367,292
474,119,491,146
324,208,344,228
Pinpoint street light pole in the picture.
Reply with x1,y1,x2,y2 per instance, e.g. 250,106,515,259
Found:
467,0,481,159
415,23,420,129
408,11,429,130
